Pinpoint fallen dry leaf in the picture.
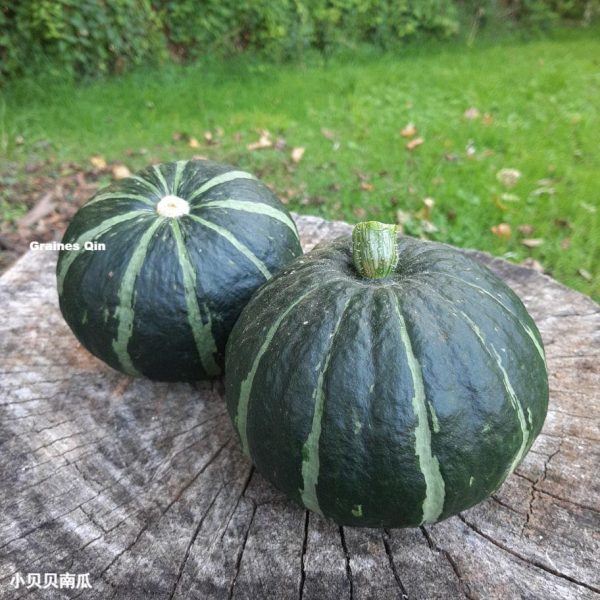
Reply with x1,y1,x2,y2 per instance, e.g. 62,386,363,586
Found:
482,113,494,125
401,123,417,138
560,237,571,250
90,155,107,170
360,182,374,192
275,137,287,151
204,131,214,144
532,186,555,196
247,132,272,151
112,164,131,179
354,207,367,219
396,210,411,225
421,220,438,234
521,238,544,248
578,268,592,281
517,224,534,236
406,137,424,151
491,223,512,239
416,197,434,220
291,147,305,163
496,168,521,189
521,258,545,273
188,137,201,149
464,107,481,120
466,142,476,157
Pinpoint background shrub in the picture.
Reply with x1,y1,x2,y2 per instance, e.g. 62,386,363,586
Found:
1,0,598,82
0,0,165,81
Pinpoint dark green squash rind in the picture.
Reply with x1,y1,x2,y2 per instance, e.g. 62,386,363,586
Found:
225,234,549,528
57,160,302,381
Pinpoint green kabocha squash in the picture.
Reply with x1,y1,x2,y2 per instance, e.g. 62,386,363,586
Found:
57,160,302,381
225,221,548,528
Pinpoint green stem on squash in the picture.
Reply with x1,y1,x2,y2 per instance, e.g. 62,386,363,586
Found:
352,221,399,279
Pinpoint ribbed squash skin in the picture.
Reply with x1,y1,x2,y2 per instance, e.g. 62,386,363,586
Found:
57,160,302,381
225,236,548,528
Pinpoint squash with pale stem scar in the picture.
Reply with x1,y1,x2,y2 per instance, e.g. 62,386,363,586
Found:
57,159,302,381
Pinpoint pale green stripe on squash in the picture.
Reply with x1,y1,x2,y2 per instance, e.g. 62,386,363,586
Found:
198,199,298,237
235,287,320,457
57,210,149,295
456,309,530,475
188,170,256,201
172,160,188,196
84,192,156,209
128,175,164,198
428,400,441,434
112,218,165,377
152,164,169,195
170,219,220,376
409,279,532,481
187,214,271,279
421,270,546,365
300,296,352,516
391,291,445,525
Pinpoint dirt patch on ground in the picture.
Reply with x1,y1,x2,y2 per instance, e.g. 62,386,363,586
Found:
0,160,110,273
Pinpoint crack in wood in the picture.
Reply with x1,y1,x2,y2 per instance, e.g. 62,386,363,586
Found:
420,526,474,600
339,527,354,600
458,514,600,594
73,517,154,600
534,487,600,515
159,438,232,516
490,494,524,515
382,529,409,599
1,434,111,499
167,483,225,600
522,441,563,537
227,500,257,600
0,392,64,408
28,427,103,454
0,496,99,554
298,511,309,600
220,465,254,542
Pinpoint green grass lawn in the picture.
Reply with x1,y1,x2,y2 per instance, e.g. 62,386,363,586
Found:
2,28,599,299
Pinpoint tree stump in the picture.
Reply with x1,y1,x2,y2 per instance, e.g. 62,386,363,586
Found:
1,215,598,600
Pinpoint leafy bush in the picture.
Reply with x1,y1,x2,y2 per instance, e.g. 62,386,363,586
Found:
1,0,597,82
0,0,165,81
153,0,458,60
460,0,599,26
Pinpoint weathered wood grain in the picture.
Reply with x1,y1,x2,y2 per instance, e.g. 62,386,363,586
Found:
0,214,598,599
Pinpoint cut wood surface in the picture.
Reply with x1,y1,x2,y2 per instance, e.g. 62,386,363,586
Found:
0,214,598,600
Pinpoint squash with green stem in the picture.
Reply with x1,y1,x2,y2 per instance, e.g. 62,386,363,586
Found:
225,221,548,527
